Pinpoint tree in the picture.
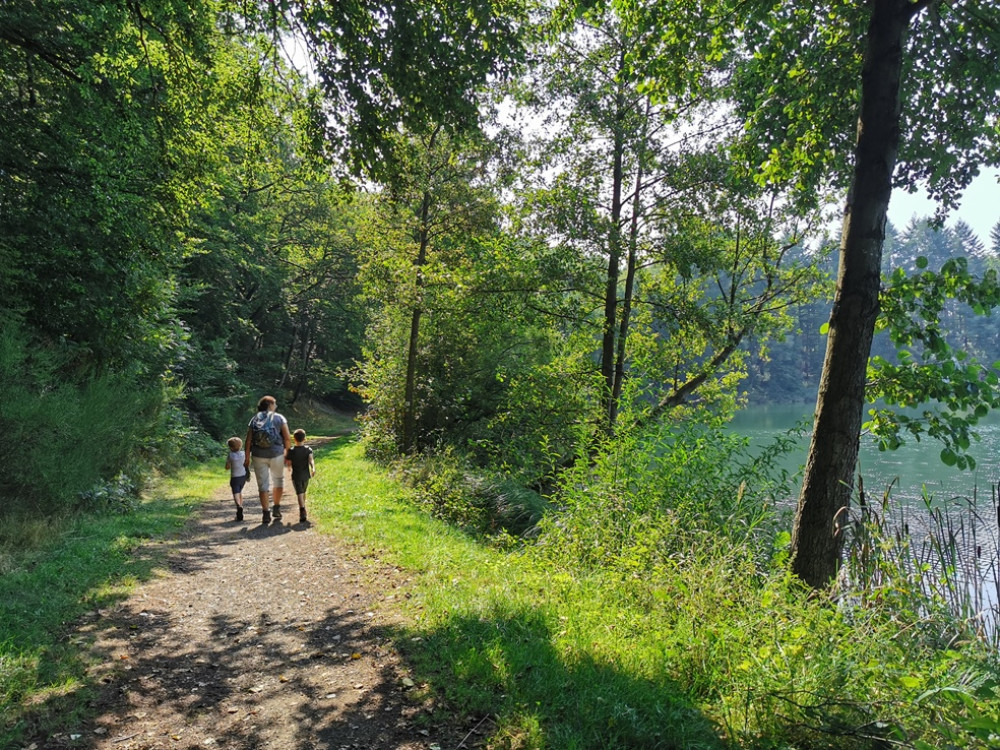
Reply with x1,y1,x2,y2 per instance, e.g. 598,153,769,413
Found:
731,1,1000,587
282,0,526,176
356,130,514,454
512,1,827,441
0,0,218,380
171,31,368,434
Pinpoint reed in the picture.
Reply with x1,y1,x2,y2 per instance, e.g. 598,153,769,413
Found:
844,476,1000,650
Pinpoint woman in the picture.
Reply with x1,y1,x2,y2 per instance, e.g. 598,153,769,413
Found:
244,395,292,524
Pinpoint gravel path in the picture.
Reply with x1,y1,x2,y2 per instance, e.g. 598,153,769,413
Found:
32,478,481,750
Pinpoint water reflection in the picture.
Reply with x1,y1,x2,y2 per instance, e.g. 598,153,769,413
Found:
732,404,1000,641
730,404,1000,504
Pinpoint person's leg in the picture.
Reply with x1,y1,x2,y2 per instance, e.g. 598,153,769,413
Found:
295,476,309,522
230,477,245,521
268,454,286,520
252,456,272,522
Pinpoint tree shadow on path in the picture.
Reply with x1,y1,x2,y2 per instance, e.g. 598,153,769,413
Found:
359,606,725,750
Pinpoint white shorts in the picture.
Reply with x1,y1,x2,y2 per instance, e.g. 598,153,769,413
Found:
252,454,286,492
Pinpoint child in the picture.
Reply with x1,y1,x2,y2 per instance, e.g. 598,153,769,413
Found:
225,437,248,522
285,429,316,524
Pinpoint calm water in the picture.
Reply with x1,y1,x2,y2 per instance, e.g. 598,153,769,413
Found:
734,404,1000,629
731,403,1000,506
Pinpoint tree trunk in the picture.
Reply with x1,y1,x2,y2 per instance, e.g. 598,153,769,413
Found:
278,322,299,389
612,103,649,417
601,57,627,433
790,0,918,588
402,188,431,454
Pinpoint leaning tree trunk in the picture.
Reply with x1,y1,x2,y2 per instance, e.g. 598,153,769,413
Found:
790,0,922,588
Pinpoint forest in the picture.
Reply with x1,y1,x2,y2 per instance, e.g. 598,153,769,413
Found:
4,0,1000,747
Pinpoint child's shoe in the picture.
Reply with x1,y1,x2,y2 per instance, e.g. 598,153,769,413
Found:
272,505,282,521
262,509,271,524
235,506,244,522
299,508,307,524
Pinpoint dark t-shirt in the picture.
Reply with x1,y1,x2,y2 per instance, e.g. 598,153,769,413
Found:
287,444,313,478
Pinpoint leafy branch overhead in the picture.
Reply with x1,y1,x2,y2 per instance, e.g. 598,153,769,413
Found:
282,0,527,176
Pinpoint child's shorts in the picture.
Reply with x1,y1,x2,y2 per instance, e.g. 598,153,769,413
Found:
230,474,248,494
292,475,310,495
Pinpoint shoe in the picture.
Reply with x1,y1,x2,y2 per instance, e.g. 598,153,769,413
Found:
235,507,244,522
262,509,271,524
299,509,307,523
272,505,282,521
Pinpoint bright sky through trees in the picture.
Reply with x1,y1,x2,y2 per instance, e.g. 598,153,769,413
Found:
888,167,999,241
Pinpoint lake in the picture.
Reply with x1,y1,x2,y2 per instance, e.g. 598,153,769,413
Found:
731,403,1000,506
733,404,1000,633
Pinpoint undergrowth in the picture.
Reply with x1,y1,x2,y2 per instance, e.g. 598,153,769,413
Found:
342,421,1000,749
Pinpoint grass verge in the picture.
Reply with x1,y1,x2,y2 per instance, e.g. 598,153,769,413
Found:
309,439,1000,749
310,438,723,749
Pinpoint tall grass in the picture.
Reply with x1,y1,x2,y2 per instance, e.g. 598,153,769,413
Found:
844,476,1000,650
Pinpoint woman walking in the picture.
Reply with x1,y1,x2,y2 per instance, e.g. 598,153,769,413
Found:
244,395,292,524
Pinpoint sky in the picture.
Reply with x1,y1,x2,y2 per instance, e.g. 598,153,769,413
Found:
887,167,999,246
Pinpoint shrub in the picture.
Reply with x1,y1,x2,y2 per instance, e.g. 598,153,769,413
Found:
0,327,169,513
535,420,796,573
393,448,546,537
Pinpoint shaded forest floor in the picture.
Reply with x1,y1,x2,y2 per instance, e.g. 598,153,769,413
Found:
27,473,483,750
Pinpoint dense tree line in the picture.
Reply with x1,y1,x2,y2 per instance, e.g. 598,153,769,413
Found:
0,1,365,503
744,217,1000,404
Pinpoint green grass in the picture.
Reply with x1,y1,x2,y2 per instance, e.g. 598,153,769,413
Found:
310,439,723,749
0,465,219,746
308,440,1000,749
282,399,359,438
5,436,998,749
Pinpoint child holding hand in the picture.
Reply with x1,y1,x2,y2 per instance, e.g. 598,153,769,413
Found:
285,429,316,524
225,437,249,522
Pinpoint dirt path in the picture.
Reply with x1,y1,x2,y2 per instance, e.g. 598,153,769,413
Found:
34,477,483,750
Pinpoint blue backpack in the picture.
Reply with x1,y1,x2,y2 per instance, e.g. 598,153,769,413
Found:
251,412,281,450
